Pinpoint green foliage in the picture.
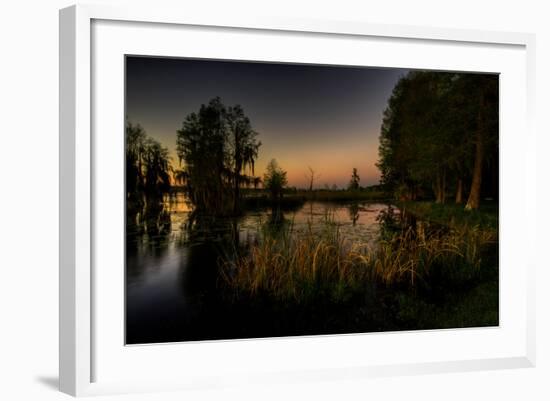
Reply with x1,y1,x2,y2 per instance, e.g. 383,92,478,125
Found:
399,201,498,231
221,215,496,304
377,71,498,205
212,202,498,331
395,280,498,329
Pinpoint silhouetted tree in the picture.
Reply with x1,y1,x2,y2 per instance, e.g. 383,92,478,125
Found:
263,159,288,201
176,97,229,214
142,137,171,199
227,105,261,213
126,120,171,203
176,97,261,216
126,121,146,200
252,177,262,189
348,168,360,191
305,166,321,191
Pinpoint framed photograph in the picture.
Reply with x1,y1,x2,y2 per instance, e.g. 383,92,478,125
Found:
59,4,536,396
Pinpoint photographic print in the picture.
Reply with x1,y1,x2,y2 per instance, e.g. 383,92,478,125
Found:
125,56,499,345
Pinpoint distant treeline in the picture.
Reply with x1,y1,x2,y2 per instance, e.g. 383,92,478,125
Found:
126,97,263,216
126,122,171,204
377,71,498,210
126,71,498,214
126,97,375,216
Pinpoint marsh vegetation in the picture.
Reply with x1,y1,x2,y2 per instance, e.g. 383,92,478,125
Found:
125,66,499,344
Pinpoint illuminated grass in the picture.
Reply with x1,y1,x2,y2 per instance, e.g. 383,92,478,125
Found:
220,218,496,303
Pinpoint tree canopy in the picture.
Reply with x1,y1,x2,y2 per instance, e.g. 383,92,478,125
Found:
348,168,360,191
176,97,261,215
126,121,171,202
377,71,498,209
263,159,288,201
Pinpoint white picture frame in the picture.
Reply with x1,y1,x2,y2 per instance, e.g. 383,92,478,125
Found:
59,3,536,397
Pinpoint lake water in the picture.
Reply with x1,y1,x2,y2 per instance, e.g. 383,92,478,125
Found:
126,194,402,344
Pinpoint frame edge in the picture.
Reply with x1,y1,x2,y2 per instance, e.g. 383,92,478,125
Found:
60,4,93,396
59,5,77,396
524,33,537,368
61,3,537,395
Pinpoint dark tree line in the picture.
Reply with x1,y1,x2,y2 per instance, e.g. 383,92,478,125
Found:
126,121,172,204
175,97,261,216
377,71,498,210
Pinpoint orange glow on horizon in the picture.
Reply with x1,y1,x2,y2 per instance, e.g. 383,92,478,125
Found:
164,128,382,189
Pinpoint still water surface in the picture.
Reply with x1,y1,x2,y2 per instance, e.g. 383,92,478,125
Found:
126,194,399,344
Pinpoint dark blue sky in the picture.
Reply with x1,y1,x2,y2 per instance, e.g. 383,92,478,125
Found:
126,56,408,187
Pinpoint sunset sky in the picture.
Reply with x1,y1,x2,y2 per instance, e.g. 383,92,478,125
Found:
126,56,408,188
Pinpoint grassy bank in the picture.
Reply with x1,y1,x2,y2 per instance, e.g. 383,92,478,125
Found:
220,217,497,304
398,201,498,231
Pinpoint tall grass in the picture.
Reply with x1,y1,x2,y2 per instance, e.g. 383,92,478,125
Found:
220,218,496,303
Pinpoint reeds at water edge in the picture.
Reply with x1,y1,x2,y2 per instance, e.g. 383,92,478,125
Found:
220,216,497,303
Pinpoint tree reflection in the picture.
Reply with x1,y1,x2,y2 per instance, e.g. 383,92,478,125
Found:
127,200,172,254
348,203,360,226
376,204,401,239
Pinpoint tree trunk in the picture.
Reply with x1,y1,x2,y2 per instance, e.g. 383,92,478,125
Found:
434,170,446,204
233,128,242,214
455,178,463,204
465,108,485,210
410,184,417,201
441,170,446,204
233,175,240,214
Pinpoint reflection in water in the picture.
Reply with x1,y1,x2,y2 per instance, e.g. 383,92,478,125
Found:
126,194,401,343
348,203,360,226
376,204,401,239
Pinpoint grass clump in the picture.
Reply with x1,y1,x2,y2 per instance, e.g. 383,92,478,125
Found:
399,201,498,231
220,217,496,304
221,219,369,303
